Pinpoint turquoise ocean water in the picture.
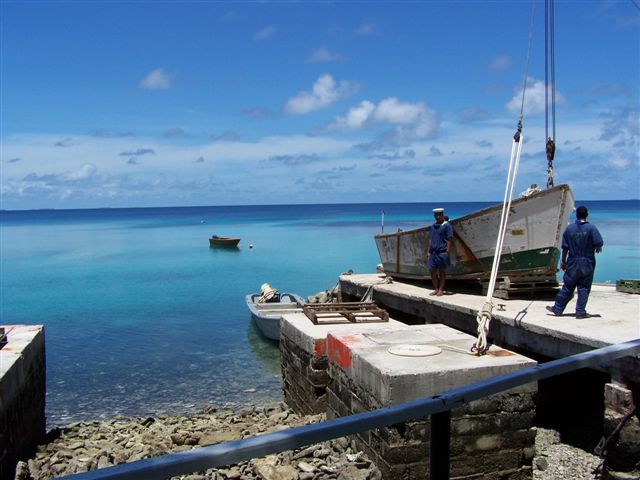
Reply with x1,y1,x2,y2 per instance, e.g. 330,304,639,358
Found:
1,200,638,427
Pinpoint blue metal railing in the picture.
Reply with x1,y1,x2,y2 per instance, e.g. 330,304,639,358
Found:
59,339,640,480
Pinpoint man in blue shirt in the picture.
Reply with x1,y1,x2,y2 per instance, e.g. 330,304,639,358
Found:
428,208,454,296
546,206,604,318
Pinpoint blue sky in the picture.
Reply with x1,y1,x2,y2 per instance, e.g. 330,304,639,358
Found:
1,1,638,209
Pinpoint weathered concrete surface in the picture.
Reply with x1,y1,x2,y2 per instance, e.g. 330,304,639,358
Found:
340,274,640,477
281,312,409,361
280,313,409,414
340,274,640,382
603,382,640,473
0,325,46,480
326,325,536,406
326,324,537,479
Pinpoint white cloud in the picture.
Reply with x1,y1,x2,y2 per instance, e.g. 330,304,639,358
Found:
609,156,630,169
0,133,355,207
330,101,376,130
354,22,376,36
488,54,512,73
2,109,637,208
306,46,345,63
67,163,98,181
284,75,359,115
329,97,439,142
140,68,172,90
255,25,275,41
373,98,427,125
221,11,238,22
506,78,565,116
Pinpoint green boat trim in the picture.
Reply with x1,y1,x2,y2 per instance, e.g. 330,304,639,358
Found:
380,247,560,281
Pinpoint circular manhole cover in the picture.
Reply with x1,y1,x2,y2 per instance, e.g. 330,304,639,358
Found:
387,344,442,357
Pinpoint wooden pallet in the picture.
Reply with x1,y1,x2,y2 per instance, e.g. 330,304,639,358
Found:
303,302,389,325
616,279,640,295
482,275,559,300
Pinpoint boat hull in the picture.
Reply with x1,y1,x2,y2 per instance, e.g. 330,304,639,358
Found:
374,184,574,281
246,293,305,341
209,237,240,247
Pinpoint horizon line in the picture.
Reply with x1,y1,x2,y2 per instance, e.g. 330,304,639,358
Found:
1,198,638,213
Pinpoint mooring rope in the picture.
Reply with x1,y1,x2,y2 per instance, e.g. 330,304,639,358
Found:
473,0,536,356
361,276,393,302
473,133,525,355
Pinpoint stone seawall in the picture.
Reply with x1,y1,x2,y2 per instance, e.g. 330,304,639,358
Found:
328,364,536,479
281,332,330,415
0,325,46,480
280,313,409,416
324,326,537,480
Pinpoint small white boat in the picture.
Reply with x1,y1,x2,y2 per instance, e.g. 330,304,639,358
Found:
246,292,305,341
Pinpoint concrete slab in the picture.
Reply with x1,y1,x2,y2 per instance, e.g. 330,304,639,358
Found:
0,325,45,480
340,274,640,381
280,312,409,358
343,274,639,346
280,313,412,415
0,325,44,388
327,324,536,406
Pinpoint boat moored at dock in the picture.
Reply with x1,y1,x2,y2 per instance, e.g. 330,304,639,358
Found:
246,292,305,341
375,184,574,282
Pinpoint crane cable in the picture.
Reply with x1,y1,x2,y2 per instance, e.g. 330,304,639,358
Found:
545,0,556,188
472,0,536,356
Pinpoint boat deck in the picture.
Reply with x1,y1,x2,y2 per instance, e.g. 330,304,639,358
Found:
339,273,640,382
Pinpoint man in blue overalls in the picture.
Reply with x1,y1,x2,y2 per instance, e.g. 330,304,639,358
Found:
546,206,603,318
428,208,454,296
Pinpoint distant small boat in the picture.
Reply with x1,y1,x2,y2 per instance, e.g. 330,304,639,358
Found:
209,235,240,247
246,292,305,341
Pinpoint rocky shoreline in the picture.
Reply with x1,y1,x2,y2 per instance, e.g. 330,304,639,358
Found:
15,403,609,480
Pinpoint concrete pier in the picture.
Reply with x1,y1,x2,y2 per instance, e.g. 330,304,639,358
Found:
279,274,640,477
280,311,539,479
338,273,640,475
0,325,46,480
280,313,409,415
325,325,537,479
339,274,640,380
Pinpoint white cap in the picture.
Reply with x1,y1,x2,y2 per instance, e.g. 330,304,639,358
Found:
432,208,444,213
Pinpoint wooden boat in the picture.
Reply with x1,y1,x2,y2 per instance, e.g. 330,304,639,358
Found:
374,183,574,282
245,292,305,341
209,235,240,247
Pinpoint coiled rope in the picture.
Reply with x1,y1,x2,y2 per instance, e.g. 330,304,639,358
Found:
473,0,536,356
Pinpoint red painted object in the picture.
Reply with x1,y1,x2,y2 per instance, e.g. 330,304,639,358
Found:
327,334,362,370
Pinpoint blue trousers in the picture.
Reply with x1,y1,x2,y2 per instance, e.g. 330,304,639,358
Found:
552,259,594,316
428,251,450,270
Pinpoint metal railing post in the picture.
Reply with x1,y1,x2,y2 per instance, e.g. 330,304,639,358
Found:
430,410,451,480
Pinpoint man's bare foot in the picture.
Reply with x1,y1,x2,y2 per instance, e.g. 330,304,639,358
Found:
429,291,438,296
436,291,444,296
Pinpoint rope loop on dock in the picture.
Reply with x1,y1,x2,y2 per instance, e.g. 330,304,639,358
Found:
361,275,393,302
472,301,494,355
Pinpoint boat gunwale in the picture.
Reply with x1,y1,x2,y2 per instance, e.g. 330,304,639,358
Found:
246,293,305,319
209,236,241,242
374,183,572,240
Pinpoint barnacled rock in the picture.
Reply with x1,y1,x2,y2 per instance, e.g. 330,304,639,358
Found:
14,404,380,480
13,406,608,480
